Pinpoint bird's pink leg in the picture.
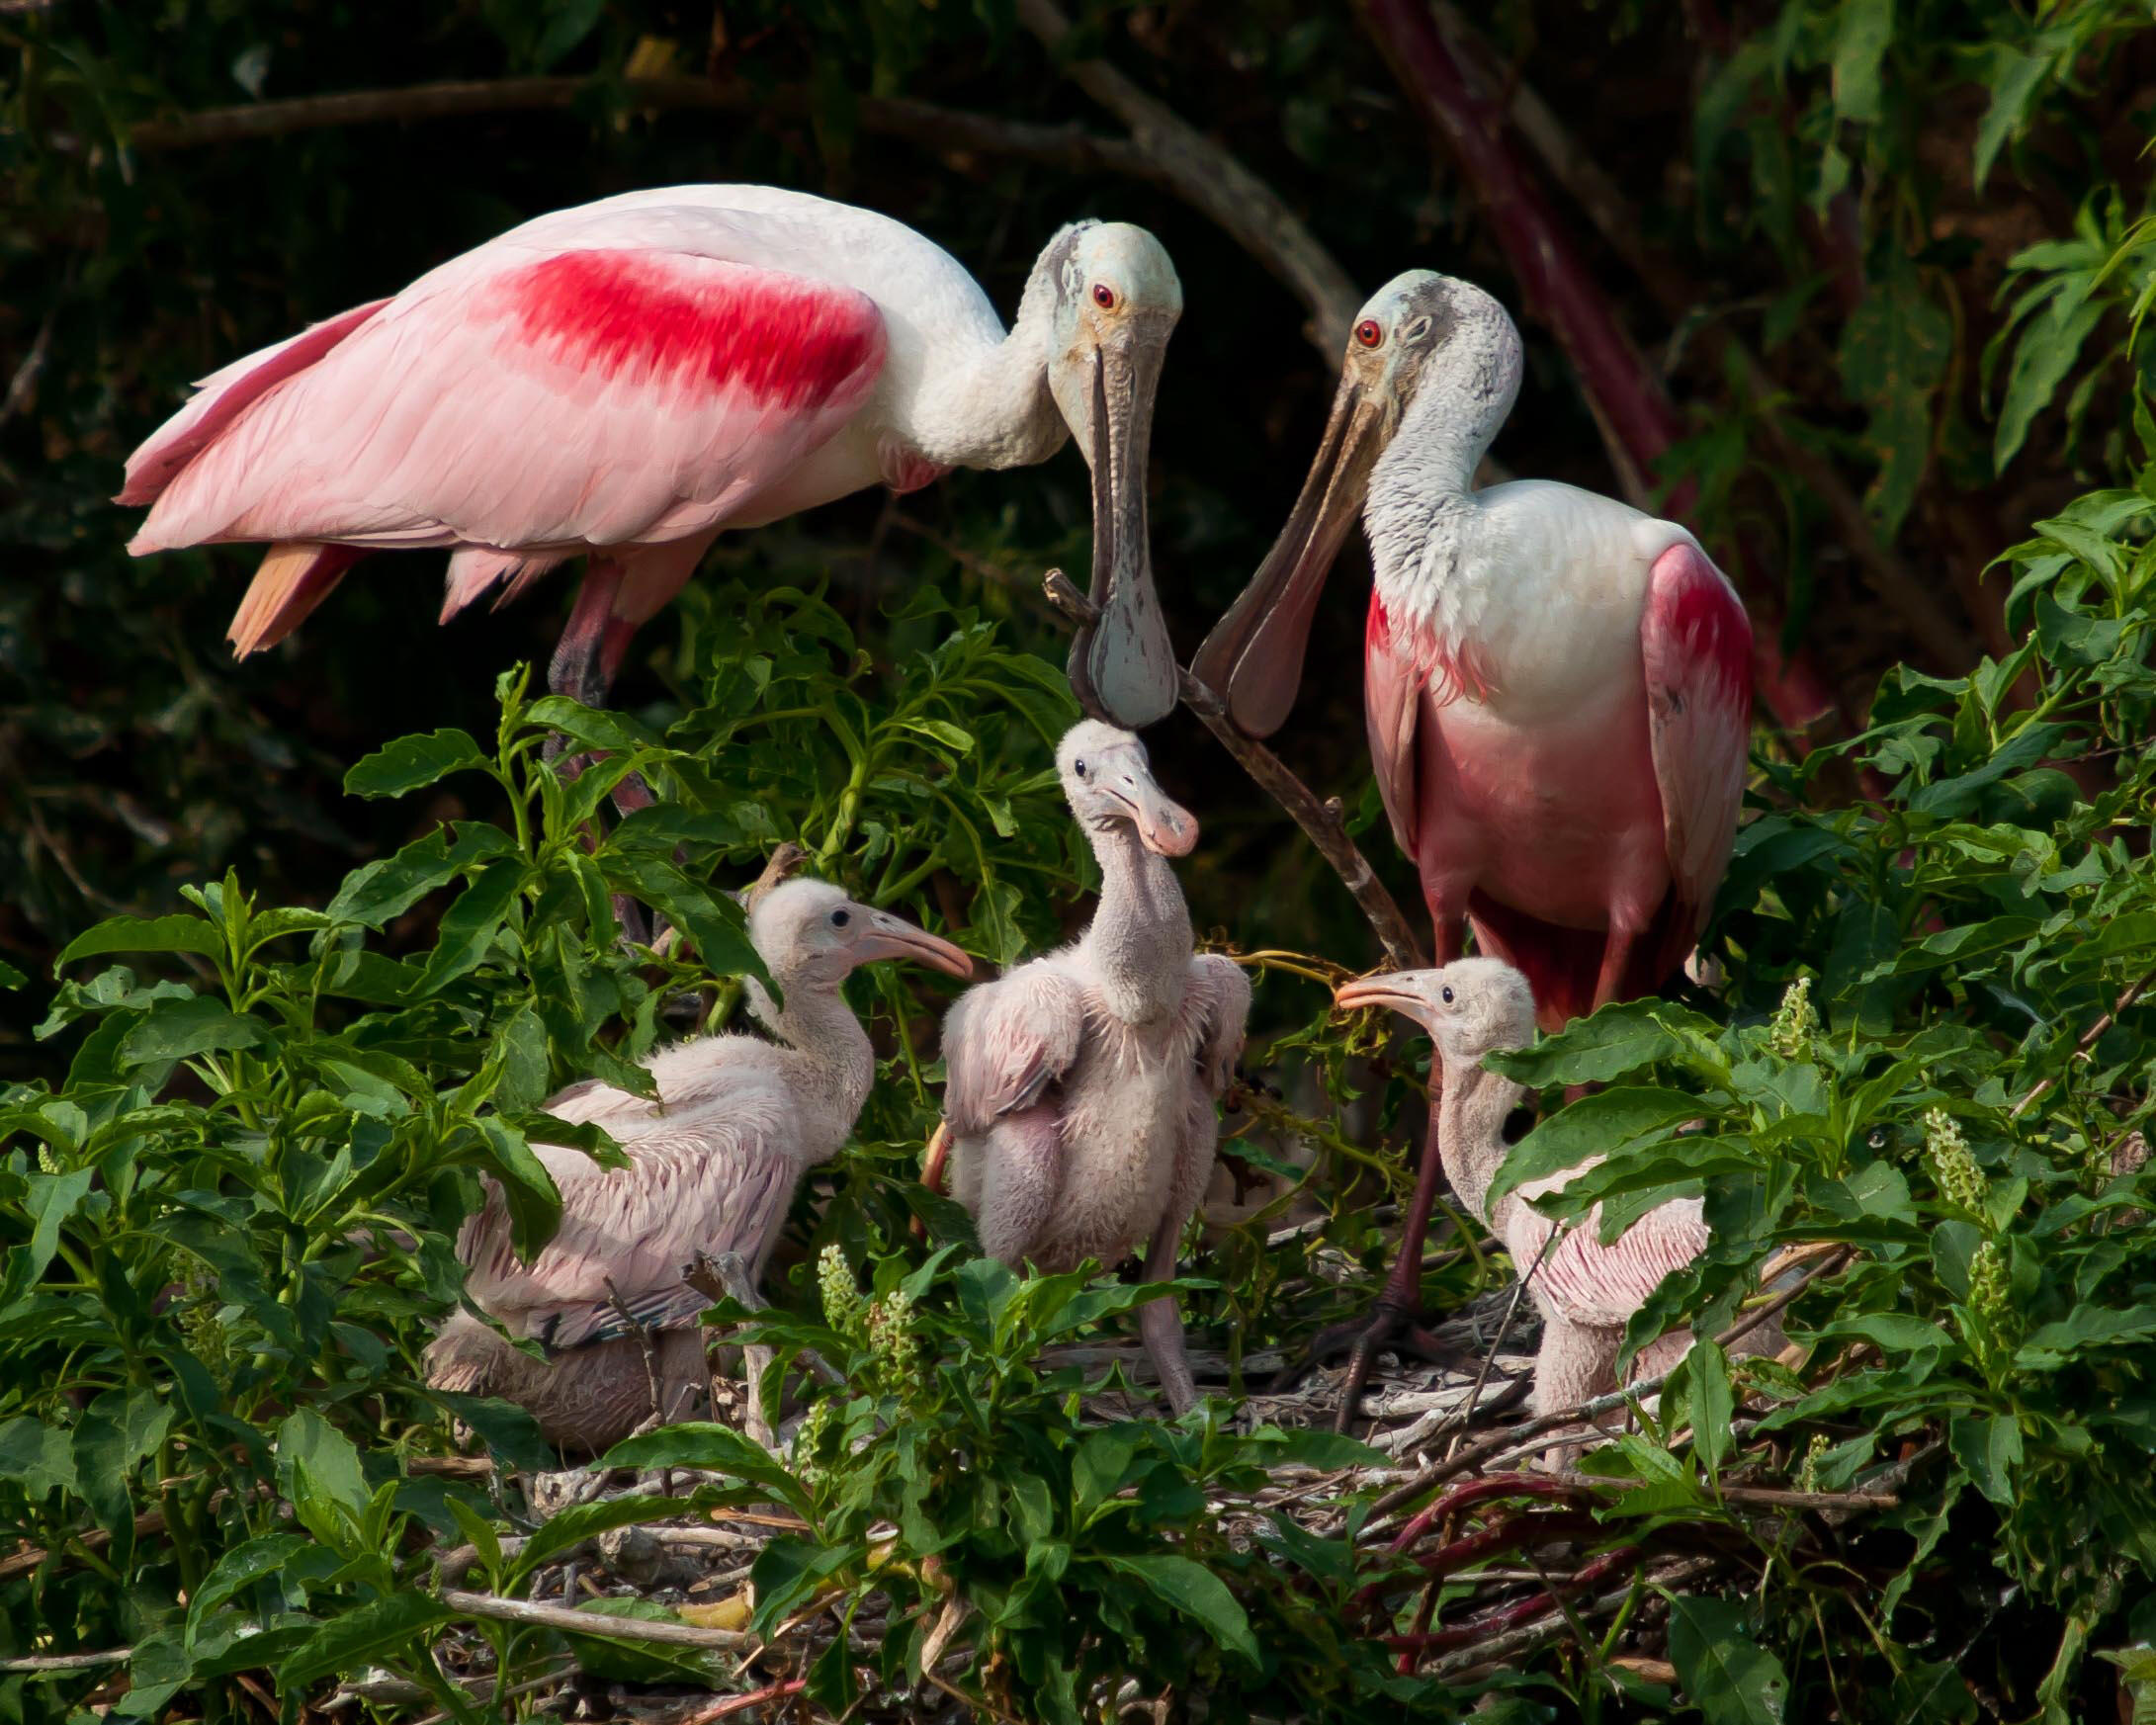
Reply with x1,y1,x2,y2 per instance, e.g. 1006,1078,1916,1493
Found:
1280,920,1476,1428
1138,1207,1199,1416
550,559,629,708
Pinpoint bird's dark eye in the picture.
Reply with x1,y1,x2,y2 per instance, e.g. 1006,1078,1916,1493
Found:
1075,759,1088,778
829,908,850,928
1092,283,1117,310
1440,986,1455,1004
1354,318,1383,348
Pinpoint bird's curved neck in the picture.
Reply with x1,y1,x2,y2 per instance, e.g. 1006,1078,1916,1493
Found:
1365,308,1524,573
1434,1056,1524,1226
908,249,1069,471
1082,824,1192,1024
748,977,874,1160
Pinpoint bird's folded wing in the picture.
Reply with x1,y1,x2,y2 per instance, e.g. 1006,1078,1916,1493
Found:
458,1090,801,1351
1183,953,1252,1096
1364,591,1423,861
1640,540,1753,949
1529,1195,1711,1332
940,965,1086,1136
126,216,887,557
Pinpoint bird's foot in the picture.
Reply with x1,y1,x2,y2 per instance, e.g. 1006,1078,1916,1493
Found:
1273,1298,1474,1433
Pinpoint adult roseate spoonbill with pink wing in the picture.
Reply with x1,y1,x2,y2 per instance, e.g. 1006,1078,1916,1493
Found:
119,186,1183,728
1193,273,1751,1413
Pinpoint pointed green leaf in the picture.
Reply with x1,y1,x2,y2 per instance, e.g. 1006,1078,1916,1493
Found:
343,729,488,799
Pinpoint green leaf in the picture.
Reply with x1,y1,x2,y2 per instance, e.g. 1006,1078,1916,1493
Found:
2017,1303,2156,1367
509,1494,689,1589
1996,292,2107,474
121,995,268,1064
1688,1340,1735,1478
343,728,488,799
1829,0,1892,127
526,696,665,756
1487,998,1724,1088
601,1423,814,1517
0,1166,95,1311
475,1116,563,1258
1666,1594,1789,1724
598,851,764,981
1974,43,2054,189
74,1385,173,1561
53,912,223,971
283,1592,450,1688
0,1416,80,1499
414,859,529,994
326,823,516,929
1095,1553,1258,1665
1489,1087,1705,1208
1948,1414,2023,1506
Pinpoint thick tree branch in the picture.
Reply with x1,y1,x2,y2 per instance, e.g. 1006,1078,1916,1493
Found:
1013,0,1363,356
1429,5,1980,674
1042,570,1425,968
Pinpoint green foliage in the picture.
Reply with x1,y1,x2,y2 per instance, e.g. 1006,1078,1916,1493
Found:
615,1244,1430,1724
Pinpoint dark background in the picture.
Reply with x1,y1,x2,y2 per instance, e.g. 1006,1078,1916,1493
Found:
7,0,2149,1070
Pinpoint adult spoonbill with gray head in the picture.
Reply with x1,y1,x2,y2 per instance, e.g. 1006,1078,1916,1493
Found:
1195,273,1751,1407
119,187,1183,728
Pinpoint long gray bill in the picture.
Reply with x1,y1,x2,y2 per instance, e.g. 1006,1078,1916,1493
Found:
1069,340,1177,730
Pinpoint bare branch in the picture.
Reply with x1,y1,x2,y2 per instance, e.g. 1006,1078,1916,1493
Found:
438,1587,751,1647
1429,4,1979,674
1013,0,1362,356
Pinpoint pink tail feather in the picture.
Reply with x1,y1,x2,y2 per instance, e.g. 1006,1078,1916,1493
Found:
228,542,365,656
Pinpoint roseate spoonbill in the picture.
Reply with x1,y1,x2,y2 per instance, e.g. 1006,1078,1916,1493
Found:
1194,273,1751,1406
940,721,1250,1414
426,876,971,1452
1336,959,1782,1434
119,187,1183,727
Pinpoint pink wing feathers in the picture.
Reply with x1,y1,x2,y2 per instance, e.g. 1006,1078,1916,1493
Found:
1639,542,1753,968
1504,1179,1711,1333
129,248,885,556
1364,592,1424,861
123,224,889,650
1183,953,1251,1097
457,1082,802,1350
940,964,1087,1138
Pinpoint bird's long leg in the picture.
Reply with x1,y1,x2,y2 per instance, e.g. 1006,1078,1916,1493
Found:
546,559,662,947
1276,922,1474,1425
1137,1207,1200,1416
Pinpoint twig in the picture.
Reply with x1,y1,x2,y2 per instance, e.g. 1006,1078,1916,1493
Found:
0,1649,131,1673
1013,0,1360,357
926,1670,1025,1725
1365,1248,1851,1527
1042,569,1424,968
666,1678,809,1725
606,1277,667,1430
438,1588,750,1648
1427,1555,1723,1678
1384,1544,1640,1652
2010,967,2156,1120
684,1251,844,1390
403,1665,574,1725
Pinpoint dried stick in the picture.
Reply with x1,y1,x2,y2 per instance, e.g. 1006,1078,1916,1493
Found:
0,1649,131,1673
438,1588,750,1648
606,1277,667,1429
2010,966,2156,1119
666,1678,809,1725
1426,1555,1724,1678
126,62,1354,364
1042,570,1424,968
1383,1543,1639,1653
684,1251,844,1390
1013,0,1361,355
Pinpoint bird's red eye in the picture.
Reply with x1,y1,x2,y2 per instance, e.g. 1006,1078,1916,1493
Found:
1354,318,1384,348
1092,283,1118,310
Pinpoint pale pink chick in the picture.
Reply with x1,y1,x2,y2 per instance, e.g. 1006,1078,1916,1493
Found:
1335,957,1782,1425
941,722,1250,1415
427,878,970,1453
